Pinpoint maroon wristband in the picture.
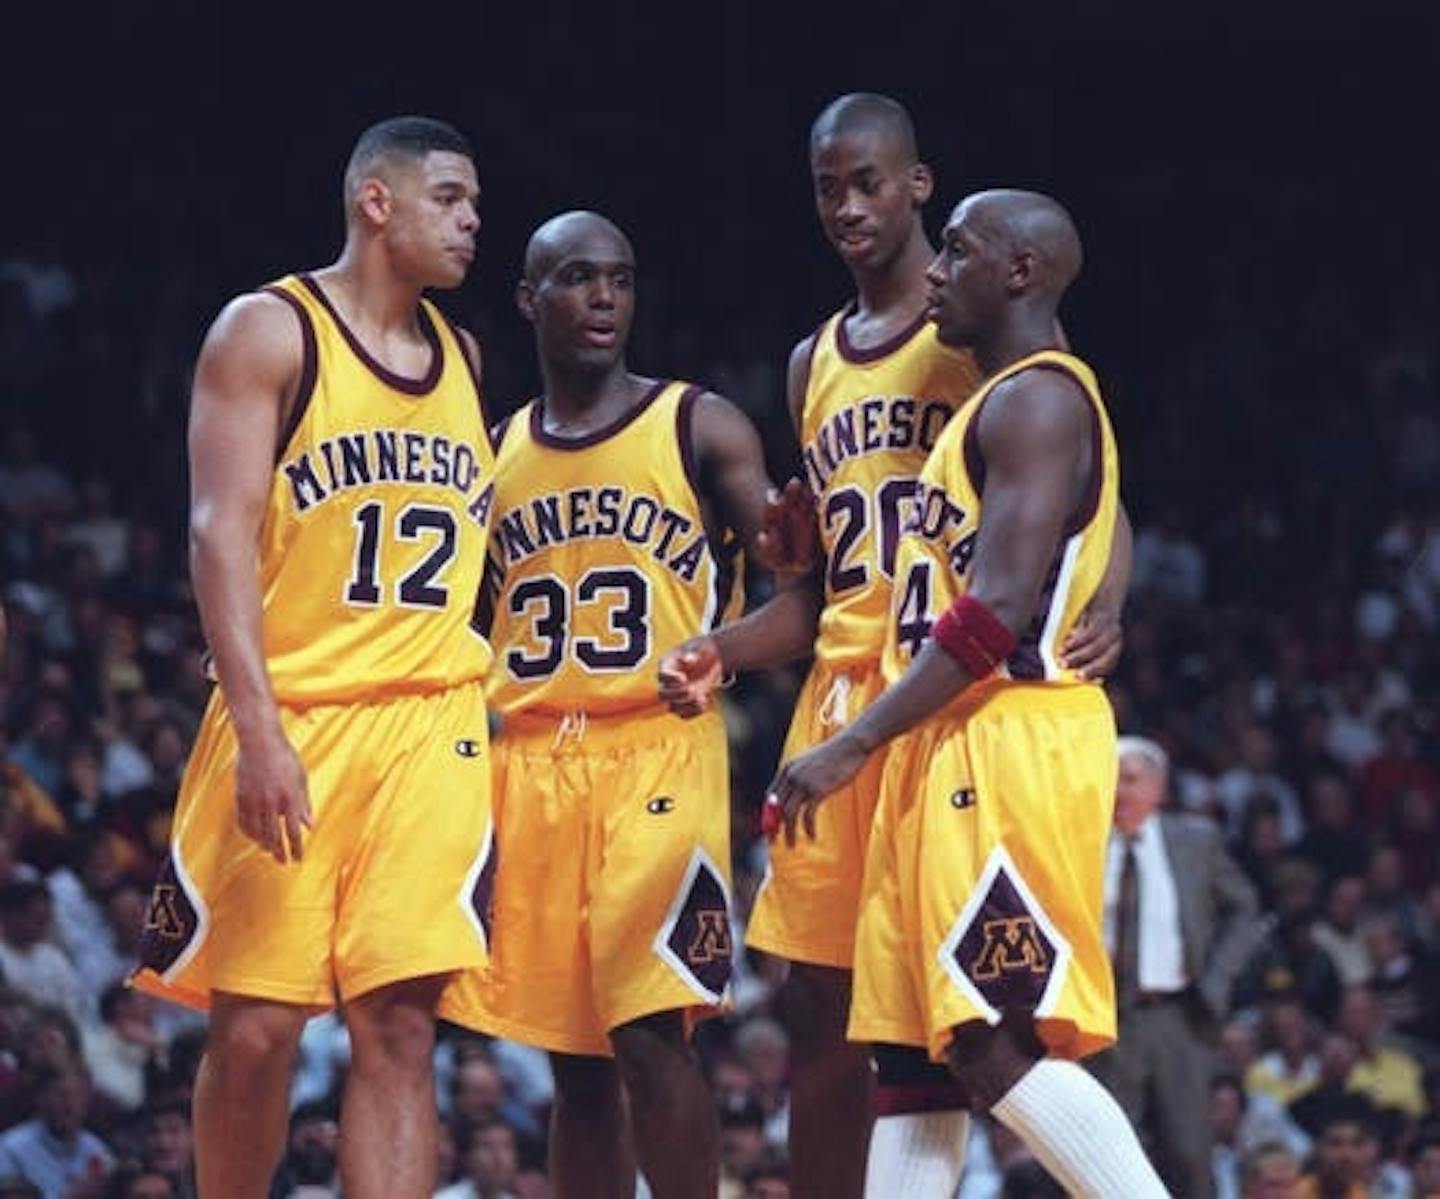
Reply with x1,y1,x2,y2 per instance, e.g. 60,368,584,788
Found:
931,594,1017,678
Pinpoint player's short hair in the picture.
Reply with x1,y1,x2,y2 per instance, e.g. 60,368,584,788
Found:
344,116,473,203
810,93,919,164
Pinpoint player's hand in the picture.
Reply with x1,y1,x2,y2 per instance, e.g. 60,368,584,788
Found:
235,725,313,864
766,731,870,848
755,477,818,580
658,636,725,718
1060,606,1123,681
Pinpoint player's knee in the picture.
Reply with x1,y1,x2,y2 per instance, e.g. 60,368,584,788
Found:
206,1003,306,1076
778,963,852,1058
346,979,443,1075
550,1053,621,1110
610,1012,690,1106
945,1016,1042,1112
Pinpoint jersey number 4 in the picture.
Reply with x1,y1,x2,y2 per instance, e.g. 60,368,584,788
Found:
344,501,457,610
505,567,651,679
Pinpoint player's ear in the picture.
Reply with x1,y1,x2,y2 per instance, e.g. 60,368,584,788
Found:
354,176,392,229
910,162,934,207
1008,250,1037,296
515,279,537,323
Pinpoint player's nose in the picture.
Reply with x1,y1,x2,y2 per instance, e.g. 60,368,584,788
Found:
924,251,946,286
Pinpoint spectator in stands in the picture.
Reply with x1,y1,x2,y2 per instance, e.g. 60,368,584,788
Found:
1297,1095,1375,1199
1410,1124,1440,1199
0,882,84,1027
267,1101,337,1199
80,985,158,1114
434,1117,518,1199
0,1061,112,1196
104,1167,175,1199
741,1147,790,1199
1220,725,1305,845
1238,1141,1302,1198
1312,876,1371,987
1335,985,1426,1120
718,1093,767,1199
1247,990,1322,1110
137,1101,192,1199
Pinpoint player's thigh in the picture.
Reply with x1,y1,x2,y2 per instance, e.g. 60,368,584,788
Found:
588,716,733,1029
334,685,494,1001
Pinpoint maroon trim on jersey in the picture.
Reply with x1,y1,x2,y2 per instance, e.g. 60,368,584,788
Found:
834,301,929,365
676,384,705,502
528,378,667,450
260,285,319,464
298,273,444,396
1007,548,1066,681
675,385,739,629
436,311,494,450
489,412,515,453
707,533,741,633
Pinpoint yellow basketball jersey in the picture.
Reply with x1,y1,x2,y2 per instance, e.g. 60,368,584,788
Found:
482,381,740,719
255,274,495,704
802,307,981,668
882,350,1119,688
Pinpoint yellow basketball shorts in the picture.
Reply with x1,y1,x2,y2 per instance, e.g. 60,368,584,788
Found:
440,706,732,1057
132,684,494,1011
849,682,1118,1063
746,659,887,969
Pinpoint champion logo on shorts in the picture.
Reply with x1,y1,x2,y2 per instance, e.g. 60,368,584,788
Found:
646,796,676,815
950,787,976,810
455,739,483,758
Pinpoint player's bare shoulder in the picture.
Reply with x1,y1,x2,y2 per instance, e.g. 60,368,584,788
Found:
785,332,819,434
977,364,1091,454
196,290,308,401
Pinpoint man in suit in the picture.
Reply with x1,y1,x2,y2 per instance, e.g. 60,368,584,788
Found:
1097,735,1264,1198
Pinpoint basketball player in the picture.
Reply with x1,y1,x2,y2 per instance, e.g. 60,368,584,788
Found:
659,95,1128,1197
439,210,790,1199
131,118,498,1199
768,190,1167,1197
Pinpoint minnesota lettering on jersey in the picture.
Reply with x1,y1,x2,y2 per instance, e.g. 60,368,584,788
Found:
803,395,954,493
281,429,494,527
493,487,711,583
907,478,977,576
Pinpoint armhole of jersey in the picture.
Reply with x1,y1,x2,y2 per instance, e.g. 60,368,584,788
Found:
490,411,516,455
435,309,493,452
675,385,740,630
793,315,830,438
961,359,1104,536
260,285,318,464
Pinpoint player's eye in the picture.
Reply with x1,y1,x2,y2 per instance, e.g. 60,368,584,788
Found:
612,270,634,289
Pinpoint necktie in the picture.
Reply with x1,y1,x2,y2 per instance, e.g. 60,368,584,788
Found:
1115,839,1140,1008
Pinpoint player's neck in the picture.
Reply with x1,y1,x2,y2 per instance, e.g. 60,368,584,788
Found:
540,361,646,432
319,249,425,337
975,312,1063,377
850,230,935,324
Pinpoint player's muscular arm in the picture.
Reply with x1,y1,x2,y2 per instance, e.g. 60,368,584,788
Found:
769,371,1092,840
657,345,822,715
189,294,312,863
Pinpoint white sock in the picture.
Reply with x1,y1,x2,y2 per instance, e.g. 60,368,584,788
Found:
864,1110,970,1198
989,1058,1168,1198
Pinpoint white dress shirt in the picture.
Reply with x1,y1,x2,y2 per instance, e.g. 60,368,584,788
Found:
1103,815,1188,994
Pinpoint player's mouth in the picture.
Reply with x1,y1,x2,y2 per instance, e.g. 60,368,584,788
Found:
449,245,475,265
924,292,945,321
835,229,877,254
580,324,617,348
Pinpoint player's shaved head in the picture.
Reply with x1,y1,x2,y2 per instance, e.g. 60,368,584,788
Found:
960,189,1083,296
344,115,473,205
810,93,919,165
523,210,634,283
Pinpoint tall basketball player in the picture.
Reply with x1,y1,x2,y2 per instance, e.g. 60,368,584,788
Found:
132,117,498,1199
660,95,1129,1197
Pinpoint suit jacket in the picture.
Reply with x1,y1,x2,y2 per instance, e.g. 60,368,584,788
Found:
1156,811,1264,1022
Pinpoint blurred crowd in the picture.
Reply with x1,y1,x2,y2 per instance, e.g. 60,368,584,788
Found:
0,236,1438,1199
